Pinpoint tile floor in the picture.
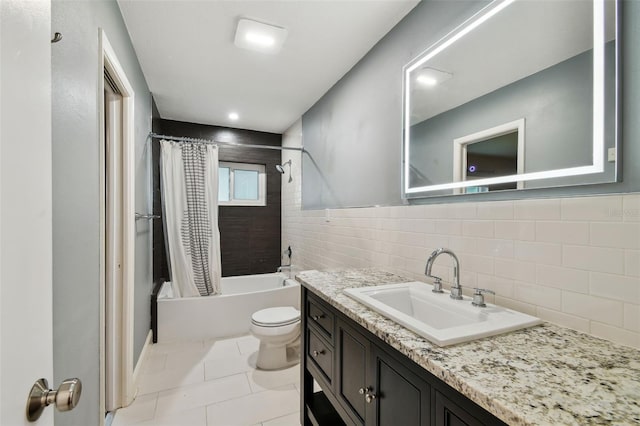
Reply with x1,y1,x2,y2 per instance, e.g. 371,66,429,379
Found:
112,335,301,426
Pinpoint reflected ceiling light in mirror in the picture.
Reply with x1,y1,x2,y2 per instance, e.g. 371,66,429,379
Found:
416,68,453,87
234,18,288,54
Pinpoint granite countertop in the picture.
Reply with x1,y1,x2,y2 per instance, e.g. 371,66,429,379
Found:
296,269,640,426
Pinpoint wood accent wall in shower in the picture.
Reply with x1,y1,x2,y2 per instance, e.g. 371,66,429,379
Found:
151,108,283,280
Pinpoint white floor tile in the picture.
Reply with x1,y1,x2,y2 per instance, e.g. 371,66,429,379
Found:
137,363,205,395
155,373,251,418
202,337,242,360
246,364,300,393
235,335,260,355
206,385,299,426
111,393,157,426
204,352,255,381
262,412,301,426
138,406,207,426
142,353,168,375
164,346,208,371
135,335,302,426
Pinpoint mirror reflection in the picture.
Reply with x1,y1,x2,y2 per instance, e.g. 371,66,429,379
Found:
404,0,618,197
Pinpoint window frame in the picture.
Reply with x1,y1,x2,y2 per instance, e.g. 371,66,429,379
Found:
218,161,267,206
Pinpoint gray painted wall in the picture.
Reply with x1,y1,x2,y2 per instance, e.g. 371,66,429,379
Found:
52,0,152,424
302,0,640,209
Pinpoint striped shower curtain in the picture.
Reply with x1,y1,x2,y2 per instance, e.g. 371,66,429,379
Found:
160,140,221,297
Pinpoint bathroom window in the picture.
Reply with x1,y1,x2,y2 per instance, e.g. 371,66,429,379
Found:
218,162,266,206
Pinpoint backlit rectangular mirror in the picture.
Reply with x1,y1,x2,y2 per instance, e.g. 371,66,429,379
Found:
403,0,619,198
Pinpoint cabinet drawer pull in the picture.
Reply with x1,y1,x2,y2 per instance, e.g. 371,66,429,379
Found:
358,386,376,403
359,386,371,395
312,314,325,321
312,350,325,357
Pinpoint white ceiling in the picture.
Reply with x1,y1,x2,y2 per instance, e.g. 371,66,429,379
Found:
117,0,419,134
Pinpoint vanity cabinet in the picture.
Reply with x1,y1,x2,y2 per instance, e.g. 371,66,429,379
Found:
301,287,506,426
337,319,430,426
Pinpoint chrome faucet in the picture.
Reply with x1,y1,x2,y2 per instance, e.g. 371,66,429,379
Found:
277,265,292,280
425,248,463,300
277,246,293,277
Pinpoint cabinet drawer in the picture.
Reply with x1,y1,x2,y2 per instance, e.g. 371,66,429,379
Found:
307,297,334,340
308,328,333,383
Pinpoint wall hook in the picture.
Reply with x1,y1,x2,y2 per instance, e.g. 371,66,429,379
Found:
51,33,63,43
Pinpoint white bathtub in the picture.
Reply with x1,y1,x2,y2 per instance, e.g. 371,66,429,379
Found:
157,273,300,342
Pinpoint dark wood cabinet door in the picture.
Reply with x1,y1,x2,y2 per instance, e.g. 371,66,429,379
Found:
369,346,431,426
337,320,369,425
435,391,484,426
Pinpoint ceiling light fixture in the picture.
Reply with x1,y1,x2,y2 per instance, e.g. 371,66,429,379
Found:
234,18,288,54
416,75,438,86
245,32,275,47
416,67,453,87
228,112,239,121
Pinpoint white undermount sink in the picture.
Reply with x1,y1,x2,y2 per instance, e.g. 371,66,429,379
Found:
344,282,541,346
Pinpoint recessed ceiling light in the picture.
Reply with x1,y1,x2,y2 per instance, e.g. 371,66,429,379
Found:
228,112,239,121
245,32,275,47
416,67,453,87
234,18,288,54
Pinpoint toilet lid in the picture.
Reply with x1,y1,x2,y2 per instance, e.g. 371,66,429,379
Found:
251,307,300,327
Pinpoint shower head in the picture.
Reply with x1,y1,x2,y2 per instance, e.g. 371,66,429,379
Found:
275,160,292,182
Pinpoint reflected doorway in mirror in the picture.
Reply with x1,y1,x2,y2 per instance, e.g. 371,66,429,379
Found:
453,118,524,194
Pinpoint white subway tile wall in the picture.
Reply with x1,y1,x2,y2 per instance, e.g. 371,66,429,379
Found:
281,121,640,349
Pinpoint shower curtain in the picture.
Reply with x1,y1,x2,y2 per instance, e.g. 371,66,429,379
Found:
160,140,221,297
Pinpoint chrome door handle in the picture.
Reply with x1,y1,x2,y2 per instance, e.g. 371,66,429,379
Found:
27,378,82,421
312,349,325,357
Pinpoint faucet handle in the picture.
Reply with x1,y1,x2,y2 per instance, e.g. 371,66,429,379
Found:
431,277,444,293
472,288,495,308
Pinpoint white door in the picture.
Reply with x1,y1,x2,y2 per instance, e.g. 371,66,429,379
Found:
104,79,124,411
0,0,54,425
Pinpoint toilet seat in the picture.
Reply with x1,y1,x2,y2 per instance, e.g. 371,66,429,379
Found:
251,306,300,327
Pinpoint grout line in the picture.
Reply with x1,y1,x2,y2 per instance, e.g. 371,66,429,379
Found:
150,392,159,422
260,410,300,426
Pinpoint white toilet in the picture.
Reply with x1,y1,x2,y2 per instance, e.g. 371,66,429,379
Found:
250,306,301,370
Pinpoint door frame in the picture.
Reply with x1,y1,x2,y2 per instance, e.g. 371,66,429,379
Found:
98,29,136,411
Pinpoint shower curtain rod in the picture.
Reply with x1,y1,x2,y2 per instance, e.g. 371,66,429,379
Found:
149,132,304,152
